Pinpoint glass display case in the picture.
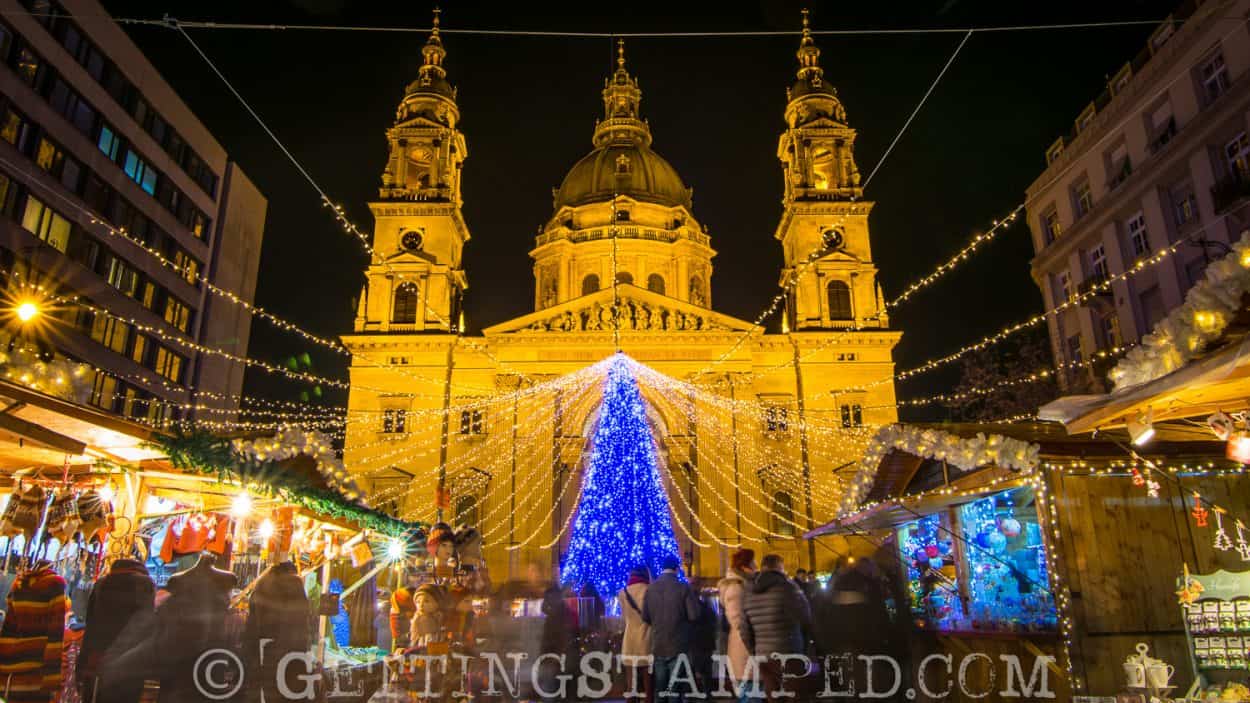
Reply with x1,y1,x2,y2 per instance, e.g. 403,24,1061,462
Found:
896,485,1057,634
957,486,1057,633
897,512,965,631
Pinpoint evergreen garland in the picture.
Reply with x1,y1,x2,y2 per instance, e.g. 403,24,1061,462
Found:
150,430,421,538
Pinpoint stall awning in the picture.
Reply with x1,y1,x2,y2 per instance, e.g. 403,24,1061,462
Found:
0,379,162,474
1040,336,1250,433
807,471,1031,537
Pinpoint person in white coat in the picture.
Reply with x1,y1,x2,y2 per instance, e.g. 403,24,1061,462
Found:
716,549,757,702
618,566,654,703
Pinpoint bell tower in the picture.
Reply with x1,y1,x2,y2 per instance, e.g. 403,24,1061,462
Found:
775,10,887,331
355,9,469,334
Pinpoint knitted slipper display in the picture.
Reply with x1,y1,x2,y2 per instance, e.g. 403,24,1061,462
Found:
43,490,81,544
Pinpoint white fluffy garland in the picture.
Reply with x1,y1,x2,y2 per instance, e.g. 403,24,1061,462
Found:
838,424,1041,516
233,426,364,503
1110,230,1250,390
0,342,92,404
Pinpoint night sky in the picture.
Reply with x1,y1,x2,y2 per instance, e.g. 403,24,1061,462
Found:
100,0,1178,419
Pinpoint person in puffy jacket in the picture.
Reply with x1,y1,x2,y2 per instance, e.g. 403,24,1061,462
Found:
738,554,813,699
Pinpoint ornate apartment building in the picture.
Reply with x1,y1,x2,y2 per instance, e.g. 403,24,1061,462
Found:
1026,0,1250,390
342,13,901,580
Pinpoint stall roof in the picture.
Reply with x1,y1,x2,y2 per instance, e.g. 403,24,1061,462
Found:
806,421,1224,539
1040,335,1250,434
0,379,163,475
812,471,1031,536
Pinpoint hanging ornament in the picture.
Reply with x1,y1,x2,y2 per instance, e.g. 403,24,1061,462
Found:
1213,507,1234,551
1130,467,1145,487
1192,492,1210,527
924,545,939,558
1145,478,1160,499
1235,520,1250,562
975,531,994,549
998,518,1022,538
988,531,1008,553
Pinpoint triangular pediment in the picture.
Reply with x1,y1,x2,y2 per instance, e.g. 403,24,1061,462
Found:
392,115,450,131
799,116,849,130
380,249,438,265
482,285,759,335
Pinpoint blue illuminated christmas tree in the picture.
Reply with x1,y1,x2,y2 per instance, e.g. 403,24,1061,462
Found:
560,354,682,600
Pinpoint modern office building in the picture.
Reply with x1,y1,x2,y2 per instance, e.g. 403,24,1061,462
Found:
0,0,266,422
1025,0,1250,390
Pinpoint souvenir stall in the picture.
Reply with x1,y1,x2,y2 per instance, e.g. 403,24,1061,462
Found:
0,374,424,703
1034,233,1250,701
145,429,424,702
810,421,1237,702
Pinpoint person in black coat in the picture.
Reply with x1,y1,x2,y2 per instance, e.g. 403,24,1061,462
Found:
687,577,719,698
243,561,311,703
77,558,155,703
641,557,700,703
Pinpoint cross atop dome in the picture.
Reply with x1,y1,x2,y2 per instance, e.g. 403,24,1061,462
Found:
784,8,846,129
796,9,824,86
595,39,650,147
403,7,456,106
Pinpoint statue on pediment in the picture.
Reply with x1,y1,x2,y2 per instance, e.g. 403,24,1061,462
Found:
636,303,653,330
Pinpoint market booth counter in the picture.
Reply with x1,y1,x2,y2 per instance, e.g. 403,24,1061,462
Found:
810,421,1238,701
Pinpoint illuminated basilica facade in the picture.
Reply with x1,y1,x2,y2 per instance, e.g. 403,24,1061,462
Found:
342,14,901,581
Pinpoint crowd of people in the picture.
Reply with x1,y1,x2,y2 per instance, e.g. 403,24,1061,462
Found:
620,550,895,702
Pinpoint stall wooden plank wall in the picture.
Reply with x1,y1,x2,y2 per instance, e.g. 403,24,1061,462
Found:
1053,471,1250,695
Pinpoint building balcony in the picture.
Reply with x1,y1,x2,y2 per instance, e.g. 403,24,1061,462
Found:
1077,273,1113,304
1212,172,1250,215
534,225,710,248
378,186,453,202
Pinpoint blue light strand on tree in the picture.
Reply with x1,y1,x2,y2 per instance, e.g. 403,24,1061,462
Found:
560,353,682,600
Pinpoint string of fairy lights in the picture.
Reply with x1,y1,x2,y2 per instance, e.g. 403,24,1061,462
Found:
1,13,1244,673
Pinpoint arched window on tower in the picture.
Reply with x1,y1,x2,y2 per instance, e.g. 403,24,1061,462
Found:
647,274,666,295
615,271,633,285
393,282,419,324
771,491,795,537
582,274,600,296
454,494,478,528
827,280,853,320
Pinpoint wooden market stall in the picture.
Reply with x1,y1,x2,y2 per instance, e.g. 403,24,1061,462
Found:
0,377,421,702
808,421,1241,701
1031,233,1250,700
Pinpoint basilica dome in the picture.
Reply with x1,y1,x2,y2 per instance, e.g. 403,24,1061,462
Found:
555,143,691,210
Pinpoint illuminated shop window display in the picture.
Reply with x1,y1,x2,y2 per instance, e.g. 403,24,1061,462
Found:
897,512,965,631
958,487,1057,633
897,486,1057,634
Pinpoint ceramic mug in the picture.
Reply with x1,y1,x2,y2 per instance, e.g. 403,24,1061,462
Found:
1146,663,1174,688
1123,662,1146,688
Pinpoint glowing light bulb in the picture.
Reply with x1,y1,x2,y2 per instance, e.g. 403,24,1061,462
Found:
231,492,253,517
387,539,406,561
258,518,275,539
15,301,39,323
98,484,115,504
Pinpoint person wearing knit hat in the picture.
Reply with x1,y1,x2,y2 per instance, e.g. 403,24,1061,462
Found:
718,549,757,703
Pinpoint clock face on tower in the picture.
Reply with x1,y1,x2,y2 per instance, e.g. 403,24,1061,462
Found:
822,227,844,251
401,229,424,252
